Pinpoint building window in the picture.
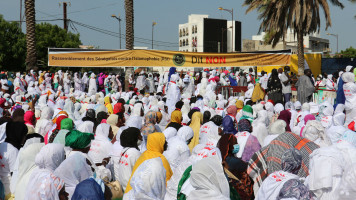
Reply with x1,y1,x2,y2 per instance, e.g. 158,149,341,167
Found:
179,30,182,37
195,25,197,33
186,39,188,46
192,26,195,34
183,29,186,36
186,27,189,36
183,40,185,46
179,40,182,47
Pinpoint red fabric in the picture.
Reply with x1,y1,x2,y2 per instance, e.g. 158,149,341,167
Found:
55,115,68,131
24,111,35,126
113,103,124,114
0,98,6,108
268,99,275,105
348,121,356,131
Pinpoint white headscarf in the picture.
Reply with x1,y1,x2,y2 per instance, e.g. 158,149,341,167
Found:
163,127,177,140
77,121,94,134
252,110,269,145
123,157,166,200
54,152,93,199
274,103,284,114
163,126,193,169
15,143,45,200
302,120,331,147
88,123,113,164
199,121,220,147
187,157,230,200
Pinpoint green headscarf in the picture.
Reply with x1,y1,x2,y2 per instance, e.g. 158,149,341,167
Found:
240,105,254,123
65,130,94,149
61,118,73,131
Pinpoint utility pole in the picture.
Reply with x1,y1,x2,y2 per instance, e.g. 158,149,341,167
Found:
111,15,122,49
63,2,67,31
19,0,22,30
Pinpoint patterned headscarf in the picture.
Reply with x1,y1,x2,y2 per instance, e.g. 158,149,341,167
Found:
238,119,252,132
141,111,157,136
281,148,302,174
277,179,316,200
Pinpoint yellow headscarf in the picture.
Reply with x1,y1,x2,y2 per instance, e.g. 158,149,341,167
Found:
156,111,162,123
251,83,265,103
170,110,182,124
38,72,45,85
235,100,244,112
125,132,172,193
188,112,203,152
104,96,113,114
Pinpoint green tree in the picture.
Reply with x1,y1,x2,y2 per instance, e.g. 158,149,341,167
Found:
0,15,26,71
35,23,81,69
244,0,344,75
340,47,356,58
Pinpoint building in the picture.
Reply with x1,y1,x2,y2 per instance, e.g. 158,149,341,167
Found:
243,29,331,54
178,14,241,53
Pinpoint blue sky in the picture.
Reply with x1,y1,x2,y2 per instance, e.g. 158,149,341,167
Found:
1,0,355,54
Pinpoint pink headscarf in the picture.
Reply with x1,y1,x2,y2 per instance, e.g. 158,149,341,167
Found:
300,114,316,136
24,111,35,126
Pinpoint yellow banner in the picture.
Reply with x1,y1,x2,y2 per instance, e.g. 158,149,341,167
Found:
48,49,291,67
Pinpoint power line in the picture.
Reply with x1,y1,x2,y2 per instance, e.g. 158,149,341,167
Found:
70,20,179,47
36,2,120,19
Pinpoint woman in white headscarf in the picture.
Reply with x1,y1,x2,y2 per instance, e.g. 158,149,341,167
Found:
123,157,166,200
342,72,356,125
14,143,45,200
63,73,70,94
81,72,89,92
77,121,94,134
302,120,331,147
157,101,170,131
73,102,82,121
88,124,114,164
63,99,75,119
24,144,66,200
264,120,287,147
265,101,274,122
74,72,82,92
199,117,222,147
245,83,255,99
126,103,143,130
252,110,269,145
54,152,93,199
166,74,181,115
35,107,54,137
163,126,194,169
326,104,347,144
269,103,284,125
317,101,334,129
88,73,97,96
187,157,230,200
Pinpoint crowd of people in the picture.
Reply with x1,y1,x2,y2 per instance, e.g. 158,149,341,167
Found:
0,65,355,200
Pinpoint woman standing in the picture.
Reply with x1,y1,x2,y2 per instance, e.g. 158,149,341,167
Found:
267,69,283,103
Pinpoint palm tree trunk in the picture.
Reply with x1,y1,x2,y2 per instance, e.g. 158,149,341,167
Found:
297,29,304,75
124,0,134,91
25,0,37,70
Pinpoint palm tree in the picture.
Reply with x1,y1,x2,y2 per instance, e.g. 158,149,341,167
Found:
25,0,37,70
244,0,344,75
124,0,134,91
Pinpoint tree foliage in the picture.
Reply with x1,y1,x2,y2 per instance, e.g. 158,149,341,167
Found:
0,15,26,71
36,23,81,69
0,17,81,71
340,47,356,58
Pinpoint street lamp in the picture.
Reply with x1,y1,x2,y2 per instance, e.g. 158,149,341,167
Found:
111,14,122,49
152,21,157,49
326,32,338,54
219,7,234,52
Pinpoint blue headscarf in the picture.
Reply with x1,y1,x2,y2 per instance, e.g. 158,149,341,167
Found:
228,75,237,86
335,77,345,107
222,115,237,135
72,178,105,200
168,67,176,82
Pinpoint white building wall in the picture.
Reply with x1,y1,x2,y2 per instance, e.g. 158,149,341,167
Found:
178,14,207,52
